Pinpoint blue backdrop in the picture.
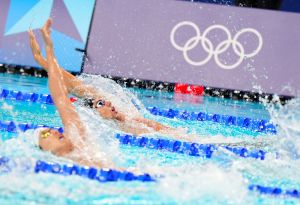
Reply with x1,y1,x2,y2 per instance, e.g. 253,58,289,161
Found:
0,0,95,72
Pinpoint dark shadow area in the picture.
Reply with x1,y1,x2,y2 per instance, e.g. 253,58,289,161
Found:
235,0,282,10
181,0,300,13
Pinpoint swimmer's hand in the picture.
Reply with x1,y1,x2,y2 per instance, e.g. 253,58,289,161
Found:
28,29,43,59
28,28,51,71
40,18,53,47
29,29,38,51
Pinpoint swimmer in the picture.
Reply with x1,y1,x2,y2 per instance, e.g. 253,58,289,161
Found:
29,20,110,169
29,18,196,142
30,19,151,173
27,19,175,169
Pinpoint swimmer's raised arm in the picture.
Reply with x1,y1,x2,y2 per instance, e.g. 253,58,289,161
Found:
40,19,86,139
29,27,104,100
29,30,48,69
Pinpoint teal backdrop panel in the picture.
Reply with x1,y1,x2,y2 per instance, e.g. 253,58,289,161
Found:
0,0,95,72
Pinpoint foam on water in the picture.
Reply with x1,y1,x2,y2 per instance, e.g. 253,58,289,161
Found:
156,164,249,203
266,97,300,159
78,74,145,118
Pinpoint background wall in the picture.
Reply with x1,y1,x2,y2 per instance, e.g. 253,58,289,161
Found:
83,0,300,97
0,0,95,72
1,0,299,96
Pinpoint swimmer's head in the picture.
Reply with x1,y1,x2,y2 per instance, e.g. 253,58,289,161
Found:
36,128,74,156
82,98,125,121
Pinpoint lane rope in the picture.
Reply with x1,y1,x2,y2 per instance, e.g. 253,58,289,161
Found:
147,107,276,134
0,120,267,160
0,156,154,182
0,88,277,134
249,184,300,198
116,133,267,160
0,120,63,133
0,156,299,198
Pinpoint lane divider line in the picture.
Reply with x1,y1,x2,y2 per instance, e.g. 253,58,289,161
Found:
0,156,154,183
0,120,267,160
116,133,267,160
0,88,277,134
0,156,299,198
147,107,276,134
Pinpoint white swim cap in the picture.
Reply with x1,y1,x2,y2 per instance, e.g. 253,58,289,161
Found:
32,127,47,147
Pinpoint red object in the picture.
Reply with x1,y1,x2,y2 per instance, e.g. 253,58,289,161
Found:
190,85,204,96
69,97,78,102
175,83,204,96
174,83,189,94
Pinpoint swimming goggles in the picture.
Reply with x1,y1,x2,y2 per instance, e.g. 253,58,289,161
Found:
95,99,105,108
83,98,105,109
40,129,51,139
40,129,65,140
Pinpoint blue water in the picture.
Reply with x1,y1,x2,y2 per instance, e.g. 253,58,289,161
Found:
0,73,299,204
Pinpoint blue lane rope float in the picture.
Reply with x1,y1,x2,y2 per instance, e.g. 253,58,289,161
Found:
0,88,276,134
0,156,154,183
146,107,277,134
0,88,54,104
116,134,267,160
0,120,267,160
1,157,299,199
0,120,63,133
249,184,300,199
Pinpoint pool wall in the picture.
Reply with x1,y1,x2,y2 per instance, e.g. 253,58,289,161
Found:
83,0,300,97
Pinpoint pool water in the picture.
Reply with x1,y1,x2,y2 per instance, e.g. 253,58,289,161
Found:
0,73,299,204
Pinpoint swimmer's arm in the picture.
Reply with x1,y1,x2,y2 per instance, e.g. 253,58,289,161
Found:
133,117,171,132
131,117,199,142
41,19,86,139
29,30,49,69
29,29,104,99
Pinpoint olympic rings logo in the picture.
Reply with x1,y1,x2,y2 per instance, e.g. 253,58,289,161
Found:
170,21,263,69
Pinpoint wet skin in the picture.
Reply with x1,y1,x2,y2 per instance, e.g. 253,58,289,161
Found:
92,98,125,122
39,128,74,156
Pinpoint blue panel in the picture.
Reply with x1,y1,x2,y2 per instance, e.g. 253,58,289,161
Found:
63,0,95,43
5,0,40,33
5,0,54,35
50,29,84,72
281,0,300,13
0,0,95,72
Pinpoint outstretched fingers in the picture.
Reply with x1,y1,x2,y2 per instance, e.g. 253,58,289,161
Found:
28,29,49,69
29,30,42,56
40,18,53,47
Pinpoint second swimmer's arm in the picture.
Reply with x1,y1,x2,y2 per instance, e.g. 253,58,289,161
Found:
132,117,172,132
